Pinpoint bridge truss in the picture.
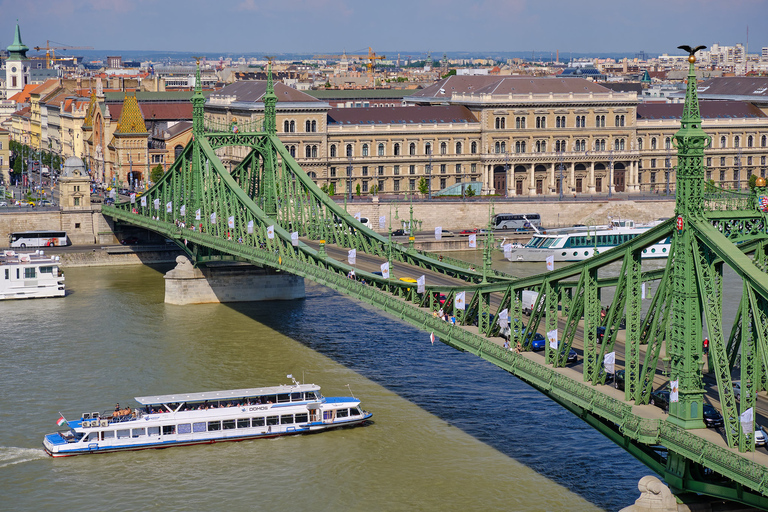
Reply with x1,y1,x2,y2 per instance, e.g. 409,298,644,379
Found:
103,55,768,507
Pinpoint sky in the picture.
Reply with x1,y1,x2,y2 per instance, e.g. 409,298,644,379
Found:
0,0,766,58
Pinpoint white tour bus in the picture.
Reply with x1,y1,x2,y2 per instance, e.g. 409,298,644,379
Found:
9,231,69,248
492,213,542,231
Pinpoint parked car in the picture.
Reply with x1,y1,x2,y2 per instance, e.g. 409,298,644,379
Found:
39,199,53,206
558,346,578,364
441,230,455,237
614,369,626,390
650,388,670,412
392,229,406,236
702,404,724,428
121,236,140,245
526,331,545,351
459,229,478,235
731,381,756,402
755,426,766,447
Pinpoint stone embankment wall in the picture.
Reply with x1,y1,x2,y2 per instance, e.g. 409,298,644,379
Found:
58,247,182,267
0,207,117,246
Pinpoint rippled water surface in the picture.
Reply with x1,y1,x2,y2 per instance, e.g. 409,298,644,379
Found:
0,263,652,511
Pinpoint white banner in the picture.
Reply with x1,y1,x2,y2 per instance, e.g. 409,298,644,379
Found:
455,291,466,310
166,201,172,213
110,188,116,199
195,209,201,221
291,232,299,246
740,407,754,435
417,275,425,294
498,308,509,329
347,249,356,265
140,196,147,207
247,220,254,234
378,216,386,229
180,205,186,216
546,255,555,271
267,225,275,239
548,329,559,349
210,212,217,224
228,216,235,228
468,234,477,248
435,227,442,241
380,262,390,279
354,212,361,221
502,243,512,253
604,351,616,374
641,283,646,299
130,193,136,204
670,380,679,403
153,198,160,210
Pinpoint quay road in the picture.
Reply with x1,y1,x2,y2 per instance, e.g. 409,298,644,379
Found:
304,237,768,461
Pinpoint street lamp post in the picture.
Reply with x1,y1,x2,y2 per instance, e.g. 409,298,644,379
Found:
347,155,353,202
608,149,614,198
427,153,432,200
558,149,564,201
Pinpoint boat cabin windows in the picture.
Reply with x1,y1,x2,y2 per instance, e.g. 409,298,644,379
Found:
237,419,250,428
208,421,221,431
162,425,175,435
337,408,349,418
277,394,290,403
252,417,266,427
149,426,161,436
100,431,115,441
117,429,130,439
132,428,146,438
266,416,279,426
222,420,236,430
280,414,294,424
193,422,206,433
24,267,36,279
295,413,308,423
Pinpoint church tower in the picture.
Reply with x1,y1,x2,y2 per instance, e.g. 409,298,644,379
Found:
5,22,30,98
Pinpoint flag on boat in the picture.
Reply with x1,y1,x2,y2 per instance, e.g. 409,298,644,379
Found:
166,201,173,213
455,291,466,310
267,225,275,239
604,351,616,374
180,205,186,217
547,329,558,349
228,216,235,228
247,220,254,234
378,216,386,229
56,415,67,426
546,255,555,271
380,262,390,278
435,227,442,240
354,212,361,221
348,249,356,265
195,209,201,221
153,198,160,210
740,407,754,435
468,234,477,248
210,212,217,224
130,193,136,204
141,196,147,207
430,332,436,345
670,380,679,402
417,275,425,293
291,232,299,246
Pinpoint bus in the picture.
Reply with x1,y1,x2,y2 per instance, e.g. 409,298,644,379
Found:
9,231,69,248
491,213,542,231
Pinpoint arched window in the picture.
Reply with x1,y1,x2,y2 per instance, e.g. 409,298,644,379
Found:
312,145,318,158
501,117,505,129
637,138,643,151
620,139,625,150
394,143,400,156
289,146,296,157
501,141,506,153
521,141,526,152
495,141,500,153
621,115,625,126
515,141,521,153
330,145,337,158
735,136,740,148
665,137,671,149
748,135,753,148
378,143,385,156
455,141,462,154
471,141,477,154
615,115,621,127
305,145,312,158
720,136,727,148
495,117,500,129
651,137,657,150
311,120,317,132
409,143,416,155
440,142,447,154
762,135,767,147
346,144,353,157
425,142,432,155
283,120,290,132
362,144,369,157
289,120,295,132
596,115,600,127
306,120,311,132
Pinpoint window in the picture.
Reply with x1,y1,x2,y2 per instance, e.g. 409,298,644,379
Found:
665,137,671,150
536,116,546,129
440,164,446,174
516,117,527,129
289,120,295,132
305,146,312,158
394,165,399,176
734,169,740,182
378,143,384,156
394,143,400,156
378,165,384,176
706,157,712,166
24,267,36,279
330,167,336,178
471,141,478,154
394,180,400,192
378,179,384,191
409,165,415,175
266,416,279,426
289,145,296,157
471,163,477,174
596,115,605,127
720,136,727,148
346,144,353,157
456,141,462,154
495,141,500,153
721,157,726,167
735,136,740,148
440,178,446,188
651,158,656,168
720,170,726,182
637,138,643,150
330,145,336,158
440,142,447,154
748,135,754,148
284,120,290,132
425,142,432,155
762,135,767,147
362,181,368,193
362,144,369,157
306,120,311,132
455,164,461,174
362,166,368,177
409,179,416,191
409,143,416,156
651,137,657,150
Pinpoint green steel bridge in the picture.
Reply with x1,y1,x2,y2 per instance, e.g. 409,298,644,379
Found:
103,53,768,508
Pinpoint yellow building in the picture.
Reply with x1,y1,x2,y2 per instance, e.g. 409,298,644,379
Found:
0,127,10,186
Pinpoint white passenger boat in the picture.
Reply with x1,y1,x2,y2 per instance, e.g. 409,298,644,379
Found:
0,250,65,299
43,377,372,457
500,219,671,262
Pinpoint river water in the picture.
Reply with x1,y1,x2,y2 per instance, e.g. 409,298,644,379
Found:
0,259,653,511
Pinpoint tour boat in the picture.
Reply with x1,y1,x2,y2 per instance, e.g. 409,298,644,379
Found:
500,219,671,262
43,377,372,457
0,250,65,300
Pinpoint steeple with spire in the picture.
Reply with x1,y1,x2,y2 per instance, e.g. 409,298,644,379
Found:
7,21,28,60
5,21,30,96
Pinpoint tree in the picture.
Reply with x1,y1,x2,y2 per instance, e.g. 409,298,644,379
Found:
465,186,476,197
355,183,361,196
328,183,335,196
749,174,759,191
321,183,329,194
370,184,378,196
150,164,164,184
417,177,429,195
442,69,456,79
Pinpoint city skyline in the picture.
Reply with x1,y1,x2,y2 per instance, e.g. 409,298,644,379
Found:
0,0,766,58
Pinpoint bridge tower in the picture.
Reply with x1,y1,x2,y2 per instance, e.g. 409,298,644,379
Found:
667,46,711,429
260,59,279,218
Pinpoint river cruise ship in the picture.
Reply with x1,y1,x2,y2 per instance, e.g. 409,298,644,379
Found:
0,250,65,300
43,378,372,457
501,219,671,262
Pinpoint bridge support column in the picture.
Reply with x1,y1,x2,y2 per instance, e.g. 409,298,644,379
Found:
164,256,305,305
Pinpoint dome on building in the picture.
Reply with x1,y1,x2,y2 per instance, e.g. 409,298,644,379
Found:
62,156,86,177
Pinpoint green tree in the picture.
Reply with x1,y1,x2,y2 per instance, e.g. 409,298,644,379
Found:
321,183,329,194
355,183,361,196
370,184,378,196
749,174,759,191
442,69,456,79
328,183,335,196
465,186,476,197
150,164,164,184
417,177,429,195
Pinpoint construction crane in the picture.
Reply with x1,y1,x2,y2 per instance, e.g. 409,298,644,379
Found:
34,40,94,69
314,47,385,84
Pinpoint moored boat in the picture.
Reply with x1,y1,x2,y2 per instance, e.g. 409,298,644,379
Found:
43,376,372,457
0,250,65,300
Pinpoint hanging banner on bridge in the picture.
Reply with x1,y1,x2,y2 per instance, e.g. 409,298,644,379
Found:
435,227,442,240
228,216,235,228
641,283,646,299
740,407,754,435
110,189,116,199
130,193,136,204
348,249,356,265
267,225,275,239
670,380,679,402
247,220,254,234
140,196,147,207
547,329,558,349
379,216,386,229
380,262,390,278
195,209,201,221
468,234,477,248
759,196,768,213
546,255,555,271
455,291,466,310
498,309,509,329
676,215,684,232
166,202,172,213
153,198,160,210
354,212,361,222
417,275,425,293
180,205,186,216
210,212,217,224
604,351,616,374
291,232,299,246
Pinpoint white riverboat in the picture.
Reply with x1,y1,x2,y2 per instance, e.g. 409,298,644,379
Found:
0,250,65,300
43,377,372,457
500,219,671,262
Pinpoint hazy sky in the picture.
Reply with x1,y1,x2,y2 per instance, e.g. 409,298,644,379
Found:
1,0,766,57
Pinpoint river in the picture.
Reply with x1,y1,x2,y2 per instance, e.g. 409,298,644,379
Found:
0,260,653,511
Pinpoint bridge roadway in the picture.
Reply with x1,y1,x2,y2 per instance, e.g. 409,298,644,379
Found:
304,239,768,463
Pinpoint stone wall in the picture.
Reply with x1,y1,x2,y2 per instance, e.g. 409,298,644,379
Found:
0,207,119,247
